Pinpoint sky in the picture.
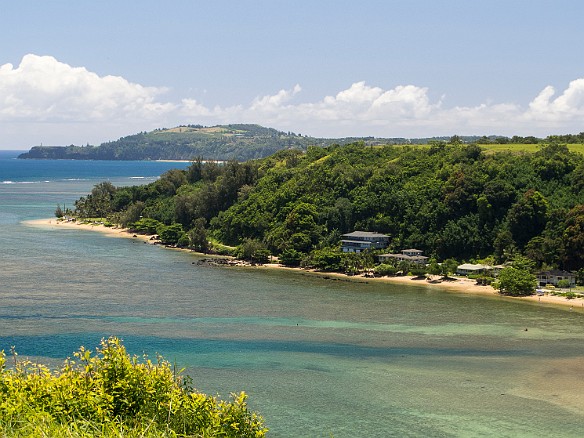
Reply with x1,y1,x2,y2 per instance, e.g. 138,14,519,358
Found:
1,0,584,149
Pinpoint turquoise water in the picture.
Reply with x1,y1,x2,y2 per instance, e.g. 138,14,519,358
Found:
1,152,583,437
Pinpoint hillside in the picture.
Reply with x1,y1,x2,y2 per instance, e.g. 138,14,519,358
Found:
73,142,584,273
18,125,584,162
17,124,405,161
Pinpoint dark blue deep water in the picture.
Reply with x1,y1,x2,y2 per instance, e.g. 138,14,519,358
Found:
1,152,583,437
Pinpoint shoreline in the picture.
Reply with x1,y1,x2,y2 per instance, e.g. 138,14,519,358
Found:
24,218,584,312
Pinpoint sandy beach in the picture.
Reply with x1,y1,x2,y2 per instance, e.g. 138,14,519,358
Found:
24,218,156,243
24,217,584,312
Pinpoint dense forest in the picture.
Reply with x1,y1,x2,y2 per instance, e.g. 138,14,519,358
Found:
72,141,584,279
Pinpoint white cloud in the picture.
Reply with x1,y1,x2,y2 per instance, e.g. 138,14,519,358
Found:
249,84,301,111
2,53,584,148
0,54,174,123
526,79,584,122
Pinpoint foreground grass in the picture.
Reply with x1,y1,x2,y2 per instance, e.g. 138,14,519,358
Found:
0,338,267,437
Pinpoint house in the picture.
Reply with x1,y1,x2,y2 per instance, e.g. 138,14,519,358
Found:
341,231,389,253
456,263,488,276
536,270,576,287
456,263,504,276
378,249,428,265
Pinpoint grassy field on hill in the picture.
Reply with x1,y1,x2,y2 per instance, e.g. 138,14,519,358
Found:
480,143,584,154
17,123,584,161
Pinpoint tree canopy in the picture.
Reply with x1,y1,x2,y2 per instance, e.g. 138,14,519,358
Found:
73,141,584,272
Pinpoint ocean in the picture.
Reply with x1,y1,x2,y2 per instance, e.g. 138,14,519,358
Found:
1,151,583,437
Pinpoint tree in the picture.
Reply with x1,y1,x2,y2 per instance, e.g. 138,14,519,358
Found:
75,181,117,218
118,201,145,227
495,267,536,296
428,261,442,276
236,238,270,264
55,204,64,218
448,135,462,144
157,223,185,245
563,204,584,270
187,218,208,253
440,258,459,278
507,190,548,249
91,181,117,217
374,264,398,276
576,268,584,286
279,248,304,266
186,156,203,183
410,266,428,278
132,218,162,235
302,248,343,272
493,229,516,263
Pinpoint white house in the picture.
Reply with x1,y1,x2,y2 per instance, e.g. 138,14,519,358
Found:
536,270,576,287
341,231,390,253
456,263,488,276
378,249,428,265
456,263,505,276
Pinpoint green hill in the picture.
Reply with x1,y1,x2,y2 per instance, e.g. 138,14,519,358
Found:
73,142,584,272
18,125,584,161
17,124,402,161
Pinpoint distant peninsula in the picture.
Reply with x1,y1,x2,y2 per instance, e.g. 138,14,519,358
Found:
18,124,409,161
15,123,521,162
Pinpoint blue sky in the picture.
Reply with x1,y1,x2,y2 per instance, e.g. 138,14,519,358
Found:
1,0,584,149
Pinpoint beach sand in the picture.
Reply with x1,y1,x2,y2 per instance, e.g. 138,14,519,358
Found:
24,218,155,243
24,218,584,312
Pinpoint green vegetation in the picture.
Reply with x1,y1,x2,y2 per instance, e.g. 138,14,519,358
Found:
72,141,584,292
21,123,584,162
480,143,584,155
17,124,400,162
494,267,537,296
0,338,267,437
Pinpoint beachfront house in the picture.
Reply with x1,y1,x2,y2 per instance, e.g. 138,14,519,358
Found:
341,231,389,253
456,263,487,276
536,269,576,287
456,263,504,276
378,249,428,265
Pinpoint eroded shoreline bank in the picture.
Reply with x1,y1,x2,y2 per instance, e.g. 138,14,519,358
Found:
24,218,584,312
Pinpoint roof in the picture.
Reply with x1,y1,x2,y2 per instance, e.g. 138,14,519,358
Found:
457,263,487,271
379,254,428,261
537,269,574,277
402,248,423,253
342,231,389,238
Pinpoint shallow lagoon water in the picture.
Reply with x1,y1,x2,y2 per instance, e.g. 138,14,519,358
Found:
1,153,583,437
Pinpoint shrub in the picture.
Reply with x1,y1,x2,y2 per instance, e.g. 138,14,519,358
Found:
374,264,398,276
0,338,267,437
301,248,343,272
157,223,185,245
236,239,270,264
410,267,428,278
279,248,304,267
209,240,236,256
557,279,571,289
131,218,162,235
